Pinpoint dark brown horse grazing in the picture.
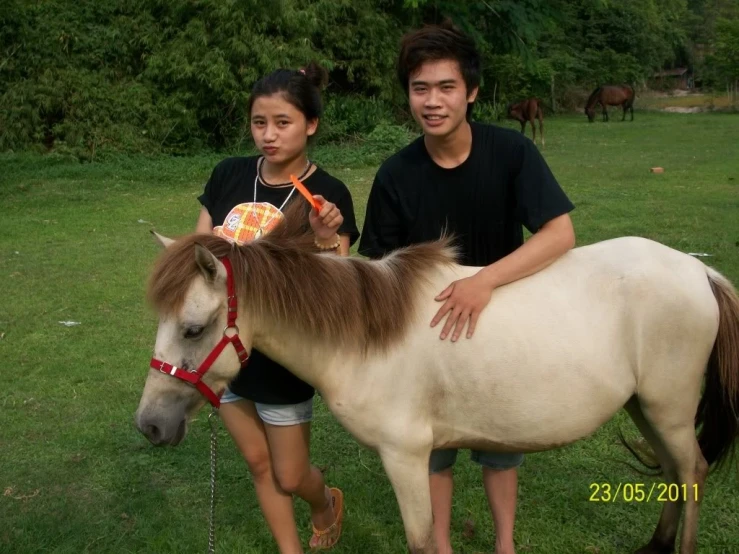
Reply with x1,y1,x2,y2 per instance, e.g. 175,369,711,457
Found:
505,97,544,146
585,85,635,122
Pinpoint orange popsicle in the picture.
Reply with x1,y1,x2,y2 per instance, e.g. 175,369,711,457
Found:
290,174,321,211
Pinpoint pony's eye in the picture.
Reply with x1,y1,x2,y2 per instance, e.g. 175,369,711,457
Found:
184,326,204,339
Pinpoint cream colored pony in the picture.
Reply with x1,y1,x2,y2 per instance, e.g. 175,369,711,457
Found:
135,205,739,554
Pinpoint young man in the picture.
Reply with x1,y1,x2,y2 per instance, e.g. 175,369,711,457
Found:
358,21,576,554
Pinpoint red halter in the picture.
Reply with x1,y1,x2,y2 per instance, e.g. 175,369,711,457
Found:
149,257,249,408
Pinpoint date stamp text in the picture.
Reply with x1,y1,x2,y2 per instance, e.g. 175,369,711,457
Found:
589,483,699,503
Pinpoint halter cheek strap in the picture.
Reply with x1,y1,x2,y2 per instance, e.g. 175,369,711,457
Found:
149,257,250,408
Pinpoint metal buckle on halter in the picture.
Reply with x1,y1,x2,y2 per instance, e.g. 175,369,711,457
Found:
223,325,240,338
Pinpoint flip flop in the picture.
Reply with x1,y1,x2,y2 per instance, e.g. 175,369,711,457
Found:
309,487,344,550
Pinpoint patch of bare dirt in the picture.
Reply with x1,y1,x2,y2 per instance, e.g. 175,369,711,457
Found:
662,106,704,113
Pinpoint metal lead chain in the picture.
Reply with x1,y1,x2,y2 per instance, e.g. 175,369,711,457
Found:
208,409,218,554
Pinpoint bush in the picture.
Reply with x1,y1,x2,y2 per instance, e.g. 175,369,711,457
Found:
320,95,396,142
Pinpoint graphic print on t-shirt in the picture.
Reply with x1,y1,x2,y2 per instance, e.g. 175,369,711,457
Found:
213,201,286,244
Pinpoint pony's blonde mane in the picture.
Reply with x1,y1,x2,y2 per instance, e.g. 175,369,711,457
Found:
148,200,458,353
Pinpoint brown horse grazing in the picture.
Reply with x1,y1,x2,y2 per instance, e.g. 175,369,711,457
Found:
505,97,544,146
585,85,635,122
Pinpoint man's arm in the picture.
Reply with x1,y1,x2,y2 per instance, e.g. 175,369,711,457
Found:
432,136,576,341
477,212,575,289
431,214,574,341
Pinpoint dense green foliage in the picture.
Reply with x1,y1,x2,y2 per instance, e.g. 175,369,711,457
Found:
685,0,739,86
1,0,736,157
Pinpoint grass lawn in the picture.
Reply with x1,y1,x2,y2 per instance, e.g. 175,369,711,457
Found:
1,111,738,553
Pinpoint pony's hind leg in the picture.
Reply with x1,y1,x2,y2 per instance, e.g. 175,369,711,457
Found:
625,397,707,554
625,398,680,553
379,447,436,553
648,428,707,554
538,109,545,147
678,444,708,554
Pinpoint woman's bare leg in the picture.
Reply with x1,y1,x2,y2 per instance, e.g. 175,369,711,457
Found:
220,400,303,554
265,421,339,548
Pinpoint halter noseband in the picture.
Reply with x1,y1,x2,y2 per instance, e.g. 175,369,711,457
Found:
149,257,249,408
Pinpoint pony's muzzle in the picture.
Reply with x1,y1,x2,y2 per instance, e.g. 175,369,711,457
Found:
135,409,187,446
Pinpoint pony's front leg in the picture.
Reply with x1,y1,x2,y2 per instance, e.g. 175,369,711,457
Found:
379,447,436,553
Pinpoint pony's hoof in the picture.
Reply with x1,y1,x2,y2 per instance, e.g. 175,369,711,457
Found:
633,541,675,554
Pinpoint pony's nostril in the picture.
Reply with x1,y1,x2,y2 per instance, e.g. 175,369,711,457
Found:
144,423,162,444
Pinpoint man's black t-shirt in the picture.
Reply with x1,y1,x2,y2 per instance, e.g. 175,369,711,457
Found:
358,122,574,265
199,156,359,405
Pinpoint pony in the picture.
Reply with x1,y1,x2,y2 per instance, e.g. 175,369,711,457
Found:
135,201,739,554
505,97,544,146
585,84,635,122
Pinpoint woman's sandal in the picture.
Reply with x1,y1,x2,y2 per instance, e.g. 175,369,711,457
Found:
309,487,344,550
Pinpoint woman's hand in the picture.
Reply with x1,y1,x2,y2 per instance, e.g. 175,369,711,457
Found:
309,195,343,240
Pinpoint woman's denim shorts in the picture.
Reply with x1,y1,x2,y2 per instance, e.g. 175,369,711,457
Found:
220,387,313,426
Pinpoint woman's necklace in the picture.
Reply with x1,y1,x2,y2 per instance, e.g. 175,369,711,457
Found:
256,156,312,187
252,156,313,238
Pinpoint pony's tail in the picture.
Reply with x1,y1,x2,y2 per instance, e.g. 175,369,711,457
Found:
617,428,663,477
696,267,739,471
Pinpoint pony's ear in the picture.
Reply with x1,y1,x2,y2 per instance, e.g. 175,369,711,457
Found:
150,230,175,249
194,243,226,284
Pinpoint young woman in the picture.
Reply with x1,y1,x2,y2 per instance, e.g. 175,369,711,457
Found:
196,62,359,553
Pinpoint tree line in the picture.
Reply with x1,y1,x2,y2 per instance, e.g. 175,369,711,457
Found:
1,0,736,157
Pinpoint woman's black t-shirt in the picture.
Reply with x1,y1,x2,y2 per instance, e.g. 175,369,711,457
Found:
198,156,359,405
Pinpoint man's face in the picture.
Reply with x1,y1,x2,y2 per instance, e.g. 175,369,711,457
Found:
408,59,478,138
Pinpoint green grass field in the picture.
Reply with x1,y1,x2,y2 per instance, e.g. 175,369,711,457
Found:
1,112,738,553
